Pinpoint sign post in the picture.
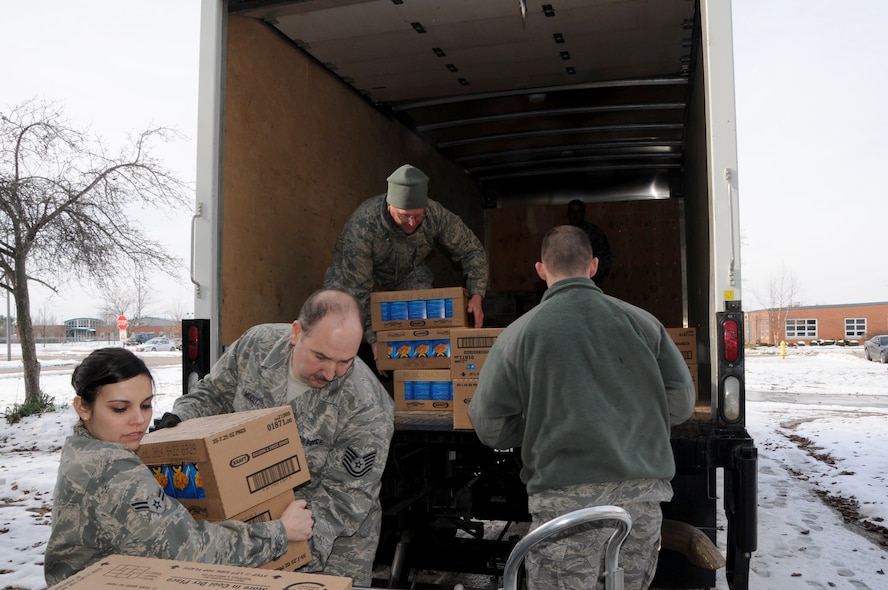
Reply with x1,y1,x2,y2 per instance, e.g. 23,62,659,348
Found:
117,315,128,342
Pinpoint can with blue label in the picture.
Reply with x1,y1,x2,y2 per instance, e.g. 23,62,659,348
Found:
413,380,432,400
430,339,450,357
152,465,178,498
177,463,206,499
431,380,452,401
389,301,409,320
426,298,445,318
408,300,427,319
444,298,453,318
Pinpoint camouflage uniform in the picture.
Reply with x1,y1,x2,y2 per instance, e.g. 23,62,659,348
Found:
526,480,672,590
45,423,288,587
323,194,489,343
172,324,395,586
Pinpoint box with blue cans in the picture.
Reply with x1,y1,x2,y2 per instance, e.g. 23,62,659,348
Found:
138,406,310,520
376,327,453,370
371,287,470,332
394,369,454,411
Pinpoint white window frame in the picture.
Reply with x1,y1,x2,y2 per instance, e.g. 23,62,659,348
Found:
845,318,866,338
786,318,817,338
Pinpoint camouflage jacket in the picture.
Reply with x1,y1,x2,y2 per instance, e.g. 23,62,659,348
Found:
323,194,489,342
45,423,287,587
171,324,395,583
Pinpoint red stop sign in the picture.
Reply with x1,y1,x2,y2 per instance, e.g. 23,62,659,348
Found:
117,315,128,330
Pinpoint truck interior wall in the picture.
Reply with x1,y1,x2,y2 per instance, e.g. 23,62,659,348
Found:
486,200,684,328
682,35,714,403
220,16,484,343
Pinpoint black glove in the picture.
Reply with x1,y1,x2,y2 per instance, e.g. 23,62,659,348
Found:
150,412,182,432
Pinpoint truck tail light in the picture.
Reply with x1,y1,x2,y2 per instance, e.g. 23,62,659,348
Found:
717,304,745,425
722,375,741,421
182,319,211,394
187,325,200,361
723,318,740,363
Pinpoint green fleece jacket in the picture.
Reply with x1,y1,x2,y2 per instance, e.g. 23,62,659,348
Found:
468,277,695,495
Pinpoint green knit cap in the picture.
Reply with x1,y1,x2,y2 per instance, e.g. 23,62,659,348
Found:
385,164,429,209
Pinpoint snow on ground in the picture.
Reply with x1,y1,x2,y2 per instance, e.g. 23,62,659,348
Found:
1,342,887,589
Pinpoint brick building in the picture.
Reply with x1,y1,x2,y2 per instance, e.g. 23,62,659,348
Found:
746,302,888,346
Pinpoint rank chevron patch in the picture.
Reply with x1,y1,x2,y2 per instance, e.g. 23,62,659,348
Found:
130,488,168,515
343,447,377,478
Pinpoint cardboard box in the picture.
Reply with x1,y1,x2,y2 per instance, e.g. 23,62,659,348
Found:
376,327,454,370
666,327,697,364
47,554,351,590
452,379,478,430
185,491,311,572
450,327,504,379
371,287,470,332
394,369,453,412
138,407,310,519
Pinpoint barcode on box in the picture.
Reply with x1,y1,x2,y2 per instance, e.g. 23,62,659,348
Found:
248,456,303,493
455,335,498,350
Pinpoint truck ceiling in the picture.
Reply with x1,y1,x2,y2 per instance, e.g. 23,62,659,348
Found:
229,0,700,203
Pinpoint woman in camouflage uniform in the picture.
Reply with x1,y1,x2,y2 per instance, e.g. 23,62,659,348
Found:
44,348,314,587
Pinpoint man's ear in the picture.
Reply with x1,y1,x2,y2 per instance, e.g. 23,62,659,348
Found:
535,261,547,282
289,320,304,346
589,257,599,279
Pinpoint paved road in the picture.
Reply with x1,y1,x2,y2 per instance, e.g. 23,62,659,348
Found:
747,388,888,410
0,350,181,375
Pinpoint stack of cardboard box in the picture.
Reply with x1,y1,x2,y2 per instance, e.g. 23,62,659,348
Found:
370,288,502,429
666,327,698,398
136,407,313,572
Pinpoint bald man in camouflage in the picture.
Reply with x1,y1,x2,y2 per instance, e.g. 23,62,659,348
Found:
323,164,489,368
156,290,394,586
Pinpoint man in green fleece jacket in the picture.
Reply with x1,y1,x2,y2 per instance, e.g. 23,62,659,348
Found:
469,224,695,590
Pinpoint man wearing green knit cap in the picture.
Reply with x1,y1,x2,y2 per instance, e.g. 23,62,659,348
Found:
324,164,489,374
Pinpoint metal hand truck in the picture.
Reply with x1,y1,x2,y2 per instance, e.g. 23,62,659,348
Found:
501,505,632,590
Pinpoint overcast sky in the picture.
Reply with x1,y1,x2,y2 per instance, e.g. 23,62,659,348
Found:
1,1,885,322
0,1,200,321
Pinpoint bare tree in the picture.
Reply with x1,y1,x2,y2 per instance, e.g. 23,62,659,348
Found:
753,265,800,345
95,283,137,342
166,300,188,336
0,99,190,408
131,267,157,327
34,306,56,347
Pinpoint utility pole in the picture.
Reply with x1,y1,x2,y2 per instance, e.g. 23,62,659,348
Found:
5,284,10,361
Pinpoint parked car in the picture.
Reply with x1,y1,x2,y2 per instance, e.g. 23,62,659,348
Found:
135,337,178,352
125,332,156,346
864,335,888,363
171,337,183,351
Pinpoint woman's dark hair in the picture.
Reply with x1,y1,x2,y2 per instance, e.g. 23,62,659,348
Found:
71,347,154,405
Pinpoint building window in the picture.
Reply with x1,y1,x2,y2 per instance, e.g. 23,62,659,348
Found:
786,318,817,338
755,318,770,343
845,318,866,338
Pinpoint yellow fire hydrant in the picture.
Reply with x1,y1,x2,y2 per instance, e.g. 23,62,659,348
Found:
780,340,786,359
